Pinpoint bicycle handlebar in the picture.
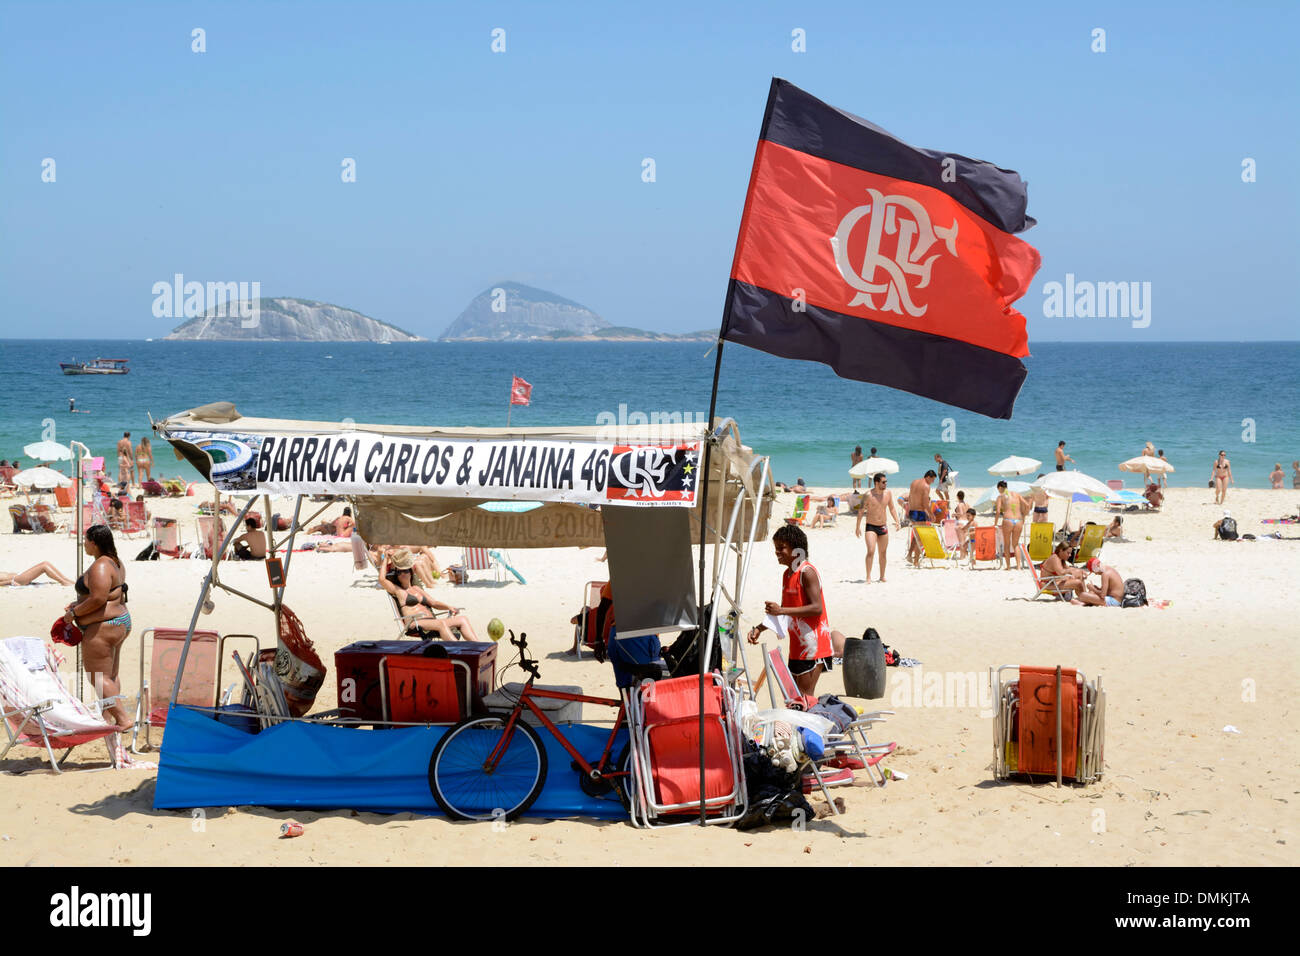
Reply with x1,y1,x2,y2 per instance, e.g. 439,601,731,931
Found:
508,630,542,681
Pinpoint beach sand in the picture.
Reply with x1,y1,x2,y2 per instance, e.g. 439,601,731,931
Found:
1,485,1296,866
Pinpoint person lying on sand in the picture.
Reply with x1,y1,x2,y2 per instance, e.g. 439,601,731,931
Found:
1,562,74,587
1104,516,1125,540
307,506,354,537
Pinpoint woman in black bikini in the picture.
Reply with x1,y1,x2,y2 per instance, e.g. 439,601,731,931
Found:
380,549,478,641
63,525,133,731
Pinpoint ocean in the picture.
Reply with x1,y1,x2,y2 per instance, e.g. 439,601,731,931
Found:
1,340,1296,490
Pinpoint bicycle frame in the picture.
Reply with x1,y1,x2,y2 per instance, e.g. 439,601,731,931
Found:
487,677,627,780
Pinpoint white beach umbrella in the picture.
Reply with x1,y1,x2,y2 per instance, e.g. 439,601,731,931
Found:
1032,470,1111,501
987,456,1042,477
12,466,73,489
23,440,72,462
850,456,900,477
972,480,1031,509
1119,455,1174,475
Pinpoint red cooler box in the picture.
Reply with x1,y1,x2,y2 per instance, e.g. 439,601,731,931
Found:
334,640,497,723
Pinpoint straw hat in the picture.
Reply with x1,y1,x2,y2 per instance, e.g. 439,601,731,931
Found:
389,548,414,571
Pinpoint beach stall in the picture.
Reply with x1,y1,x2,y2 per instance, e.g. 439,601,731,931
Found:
147,402,773,822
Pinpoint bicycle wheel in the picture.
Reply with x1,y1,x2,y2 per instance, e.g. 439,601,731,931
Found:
429,715,548,821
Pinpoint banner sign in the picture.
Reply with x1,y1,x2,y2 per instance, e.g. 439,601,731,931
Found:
172,429,703,507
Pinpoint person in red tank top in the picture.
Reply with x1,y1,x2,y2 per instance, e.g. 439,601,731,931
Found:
745,524,838,695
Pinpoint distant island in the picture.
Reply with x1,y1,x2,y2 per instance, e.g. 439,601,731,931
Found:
440,282,713,342
165,298,424,342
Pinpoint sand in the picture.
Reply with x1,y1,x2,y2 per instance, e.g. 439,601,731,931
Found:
1,484,1296,866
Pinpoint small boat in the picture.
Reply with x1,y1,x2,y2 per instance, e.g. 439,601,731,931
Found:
60,358,130,376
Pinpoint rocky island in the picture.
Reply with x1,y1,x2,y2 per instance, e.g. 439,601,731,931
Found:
164,298,423,342
440,282,712,342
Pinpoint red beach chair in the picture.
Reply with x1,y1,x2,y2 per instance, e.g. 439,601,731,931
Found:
991,664,1105,784
151,517,182,558
969,526,1002,569
627,673,746,827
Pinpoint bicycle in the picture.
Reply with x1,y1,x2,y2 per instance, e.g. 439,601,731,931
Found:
428,630,633,821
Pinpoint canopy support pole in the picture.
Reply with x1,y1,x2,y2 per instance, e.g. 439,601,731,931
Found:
69,440,89,701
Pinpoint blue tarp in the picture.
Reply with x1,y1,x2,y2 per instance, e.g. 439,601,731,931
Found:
153,705,628,819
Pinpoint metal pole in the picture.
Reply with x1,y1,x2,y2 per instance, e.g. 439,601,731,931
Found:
697,338,726,824
69,440,89,700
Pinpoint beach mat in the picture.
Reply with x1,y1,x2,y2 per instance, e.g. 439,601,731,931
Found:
153,705,627,819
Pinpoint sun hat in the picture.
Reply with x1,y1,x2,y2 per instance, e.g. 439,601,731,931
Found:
389,548,414,571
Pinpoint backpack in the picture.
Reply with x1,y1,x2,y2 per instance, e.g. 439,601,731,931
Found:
1121,578,1148,608
1218,517,1238,540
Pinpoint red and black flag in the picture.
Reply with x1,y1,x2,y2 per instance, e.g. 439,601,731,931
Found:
721,79,1041,419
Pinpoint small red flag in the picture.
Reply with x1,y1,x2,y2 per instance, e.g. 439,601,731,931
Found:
510,376,532,406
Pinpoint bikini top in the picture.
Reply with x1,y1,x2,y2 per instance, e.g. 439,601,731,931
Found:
75,561,128,603
402,590,432,609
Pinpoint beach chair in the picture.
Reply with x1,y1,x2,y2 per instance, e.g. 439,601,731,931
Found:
1028,521,1055,562
131,627,259,752
1073,523,1105,566
785,495,811,526
53,485,75,510
574,580,612,660
151,517,182,558
1020,545,1077,601
196,515,227,560
0,636,124,772
991,664,1105,785
1106,479,1124,491
461,546,507,583
626,672,747,827
118,500,149,539
8,504,36,534
379,652,469,724
911,523,957,568
968,526,1002,569
939,518,963,562
30,504,63,534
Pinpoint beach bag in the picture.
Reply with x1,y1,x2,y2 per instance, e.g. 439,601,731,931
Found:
1218,517,1238,540
809,693,858,733
1121,578,1148,608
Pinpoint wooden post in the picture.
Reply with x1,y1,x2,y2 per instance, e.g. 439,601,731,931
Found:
1055,664,1063,787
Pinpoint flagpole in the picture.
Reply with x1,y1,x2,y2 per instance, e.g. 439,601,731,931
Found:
697,330,726,825
507,376,513,428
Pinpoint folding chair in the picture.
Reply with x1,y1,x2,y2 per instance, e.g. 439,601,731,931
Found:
968,525,1003,569
1028,521,1055,562
911,523,957,568
8,504,35,534
151,517,182,558
574,580,612,660
461,547,506,583
760,647,896,790
30,504,63,534
53,485,75,510
1020,545,1077,602
121,500,149,539
0,636,123,772
380,652,472,724
626,673,747,828
991,664,1105,784
131,627,259,752
196,515,227,560
1073,523,1106,566
785,495,810,526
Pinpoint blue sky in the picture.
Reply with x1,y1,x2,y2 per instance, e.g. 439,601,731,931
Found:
1,0,1296,341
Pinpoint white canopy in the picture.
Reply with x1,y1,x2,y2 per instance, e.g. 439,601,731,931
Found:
1119,455,1174,475
988,456,1042,477
850,456,899,477
11,466,72,489
23,440,72,462
1031,470,1111,500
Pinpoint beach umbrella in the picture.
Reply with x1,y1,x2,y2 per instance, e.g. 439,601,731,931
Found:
1105,489,1147,506
1119,455,1174,475
972,480,1031,509
1033,470,1110,527
12,466,72,489
1032,470,1111,500
850,456,899,478
23,440,72,462
987,455,1041,477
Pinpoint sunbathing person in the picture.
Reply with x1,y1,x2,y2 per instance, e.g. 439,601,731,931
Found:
1143,483,1164,509
230,518,267,560
807,495,838,529
1076,558,1126,607
380,549,478,641
1,562,74,587
1039,542,1088,600
307,506,354,537
1104,516,1124,540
